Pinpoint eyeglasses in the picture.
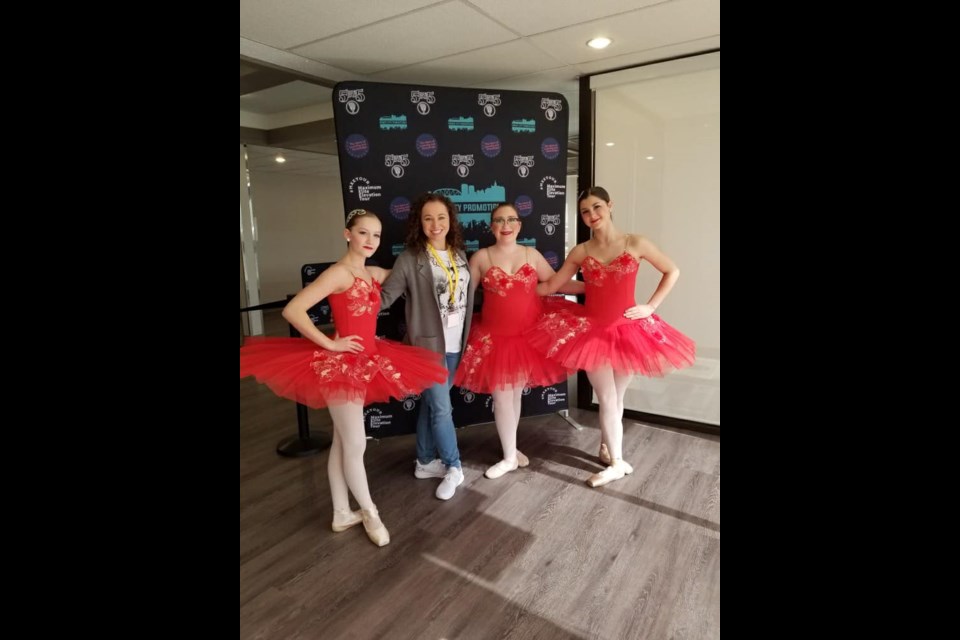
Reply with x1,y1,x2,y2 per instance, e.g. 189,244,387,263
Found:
491,217,520,225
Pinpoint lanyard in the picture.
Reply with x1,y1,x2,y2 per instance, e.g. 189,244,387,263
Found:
427,244,459,306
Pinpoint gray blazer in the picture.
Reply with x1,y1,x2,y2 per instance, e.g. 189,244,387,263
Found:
380,248,475,357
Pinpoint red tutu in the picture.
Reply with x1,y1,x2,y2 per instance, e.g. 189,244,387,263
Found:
240,278,447,408
529,252,696,376
529,312,696,377
240,336,447,408
453,264,573,393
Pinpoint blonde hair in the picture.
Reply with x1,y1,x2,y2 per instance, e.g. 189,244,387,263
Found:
346,209,379,228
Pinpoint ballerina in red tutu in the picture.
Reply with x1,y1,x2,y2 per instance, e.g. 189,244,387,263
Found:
534,187,696,488
240,209,447,546
454,203,584,479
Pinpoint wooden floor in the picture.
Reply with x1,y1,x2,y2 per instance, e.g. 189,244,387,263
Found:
240,373,720,640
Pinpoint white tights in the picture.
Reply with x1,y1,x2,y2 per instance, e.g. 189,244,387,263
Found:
491,386,524,463
585,367,634,460
326,401,375,512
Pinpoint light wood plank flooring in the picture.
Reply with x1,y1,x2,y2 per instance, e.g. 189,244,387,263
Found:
240,371,720,639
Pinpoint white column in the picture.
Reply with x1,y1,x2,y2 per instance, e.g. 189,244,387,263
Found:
240,144,263,335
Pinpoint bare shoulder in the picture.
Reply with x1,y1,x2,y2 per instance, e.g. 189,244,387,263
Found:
568,242,588,262
329,262,353,277
531,247,555,269
469,247,487,266
628,234,676,271
368,265,390,283
313,263,355,293
627,233,653,254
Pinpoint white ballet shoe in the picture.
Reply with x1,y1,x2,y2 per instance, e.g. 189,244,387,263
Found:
485,458,519,479
331,508,363,532
598,444,633,474
586,459,629,488
485,449,531,479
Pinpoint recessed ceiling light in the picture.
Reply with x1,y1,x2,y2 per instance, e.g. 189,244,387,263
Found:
587,37,612,49
646,156,655,160
275,154,286,163
605,142,615,147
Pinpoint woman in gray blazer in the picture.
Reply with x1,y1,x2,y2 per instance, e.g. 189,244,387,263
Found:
380,193,475,500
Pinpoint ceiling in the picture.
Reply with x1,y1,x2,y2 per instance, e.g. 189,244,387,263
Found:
240,0,720,176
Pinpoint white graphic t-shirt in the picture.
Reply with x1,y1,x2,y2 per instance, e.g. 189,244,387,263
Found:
428,248,470,353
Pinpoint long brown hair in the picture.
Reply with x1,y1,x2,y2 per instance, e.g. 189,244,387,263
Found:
404,192,465,252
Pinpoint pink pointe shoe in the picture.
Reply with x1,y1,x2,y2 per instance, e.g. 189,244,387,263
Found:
331,508,363,532
360,507,390,547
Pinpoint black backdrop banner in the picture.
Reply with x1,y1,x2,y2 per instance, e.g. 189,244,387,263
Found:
332,81,570,437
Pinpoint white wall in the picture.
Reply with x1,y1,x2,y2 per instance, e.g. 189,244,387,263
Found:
663,112,720,350
593,54,720,425
247,170,346,302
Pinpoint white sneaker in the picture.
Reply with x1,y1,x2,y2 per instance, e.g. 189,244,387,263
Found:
414,458,446,479
436,466,464,500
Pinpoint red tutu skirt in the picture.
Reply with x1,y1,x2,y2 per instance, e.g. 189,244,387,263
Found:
453,296,582,393
240,337,447,409
529,310,696,377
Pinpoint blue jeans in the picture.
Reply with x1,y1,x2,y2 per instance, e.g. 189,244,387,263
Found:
416,352,462,469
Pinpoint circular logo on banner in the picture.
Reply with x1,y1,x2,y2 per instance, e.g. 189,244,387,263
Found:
480,134,501,158
514,195,533,217
344,134,369,159
345,100,360,115
401,394,419,411
390,196,411,220
543,250,560,269
457,164,470,178
483,103,496,117
415,133,438,157
522,386,531,396
540,387,566,405
541,137,560,160
364,407,387,429
544,107,557,121
417,101,431,115
391,164,405,178
518,164,530,178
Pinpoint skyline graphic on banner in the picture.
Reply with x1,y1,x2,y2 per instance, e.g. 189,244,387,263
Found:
435,182,507,238
434,182,506,203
